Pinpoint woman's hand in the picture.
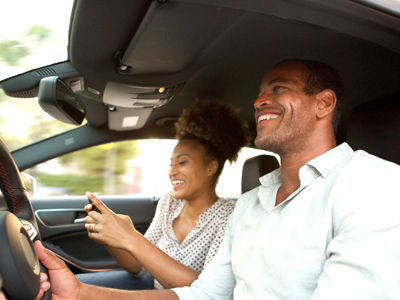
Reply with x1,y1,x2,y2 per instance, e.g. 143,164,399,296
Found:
84,192,139,250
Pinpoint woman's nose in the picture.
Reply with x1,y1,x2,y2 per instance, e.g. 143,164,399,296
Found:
168,164,178,177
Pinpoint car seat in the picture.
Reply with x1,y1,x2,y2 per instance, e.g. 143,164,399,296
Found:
241,154,280,194
346,91,400,165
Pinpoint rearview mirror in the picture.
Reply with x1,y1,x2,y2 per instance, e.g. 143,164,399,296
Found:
38,76,86,125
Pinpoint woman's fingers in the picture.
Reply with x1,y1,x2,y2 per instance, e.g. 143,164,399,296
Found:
86,192,109,214
84,193,138,248
85,222,98,232
84,203,95,213
85,214,97,224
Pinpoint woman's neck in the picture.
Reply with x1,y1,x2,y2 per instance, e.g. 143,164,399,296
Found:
183,189,218,219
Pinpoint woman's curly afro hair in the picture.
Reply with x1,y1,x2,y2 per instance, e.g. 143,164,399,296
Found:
175,101,252,172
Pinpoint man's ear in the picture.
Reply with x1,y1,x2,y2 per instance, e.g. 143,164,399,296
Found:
315,89,337,119
207,160,219,177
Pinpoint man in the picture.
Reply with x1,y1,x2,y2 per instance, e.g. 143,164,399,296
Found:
35,59,400,300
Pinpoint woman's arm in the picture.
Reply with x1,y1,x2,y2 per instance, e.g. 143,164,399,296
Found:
104,245,142,274
85,192,171,276
85,200,143,274
86,192,200,288
127,233,200,288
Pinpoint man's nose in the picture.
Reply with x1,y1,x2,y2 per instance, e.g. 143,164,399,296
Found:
254,93,272,110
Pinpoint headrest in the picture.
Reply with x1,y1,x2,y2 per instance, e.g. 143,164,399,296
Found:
241,154,280,194
346,91,400,165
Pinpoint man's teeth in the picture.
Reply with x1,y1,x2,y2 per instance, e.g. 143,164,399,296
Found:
172,180,185,185
258,114,279,123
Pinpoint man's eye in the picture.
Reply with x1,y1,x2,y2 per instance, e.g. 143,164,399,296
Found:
274,86,286,92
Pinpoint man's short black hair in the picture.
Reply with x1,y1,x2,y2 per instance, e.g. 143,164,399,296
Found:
280,59,345,137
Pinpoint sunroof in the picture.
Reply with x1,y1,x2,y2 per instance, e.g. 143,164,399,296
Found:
352,0,400,18
0,0,74,80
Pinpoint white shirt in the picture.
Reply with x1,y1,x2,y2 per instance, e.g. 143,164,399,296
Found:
141,191,236,289
173,143,400,299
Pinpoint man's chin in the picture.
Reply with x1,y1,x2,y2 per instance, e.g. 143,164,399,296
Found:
255,136,279,153
255,135,270,149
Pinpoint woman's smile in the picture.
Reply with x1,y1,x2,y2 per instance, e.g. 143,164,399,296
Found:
172,180,186,190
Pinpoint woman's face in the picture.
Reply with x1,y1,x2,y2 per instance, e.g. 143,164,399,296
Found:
168,139,215,201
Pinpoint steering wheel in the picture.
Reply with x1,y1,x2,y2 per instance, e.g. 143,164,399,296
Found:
0,138,51,300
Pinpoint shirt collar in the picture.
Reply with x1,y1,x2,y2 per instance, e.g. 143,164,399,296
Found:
259,143,354,186
258,143,354,212
305,142,354,178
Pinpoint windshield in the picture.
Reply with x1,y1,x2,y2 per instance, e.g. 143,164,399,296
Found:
0,0,73,78
0,0,75,150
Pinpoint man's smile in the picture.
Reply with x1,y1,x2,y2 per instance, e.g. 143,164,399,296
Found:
257,113,280,124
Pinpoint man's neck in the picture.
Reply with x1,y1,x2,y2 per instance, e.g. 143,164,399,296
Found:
275,139,337,206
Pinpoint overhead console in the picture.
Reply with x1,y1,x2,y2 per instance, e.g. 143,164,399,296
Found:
103,82,184,109
103,81,184,131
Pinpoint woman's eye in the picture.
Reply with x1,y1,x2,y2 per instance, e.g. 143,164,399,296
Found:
179,161,187,165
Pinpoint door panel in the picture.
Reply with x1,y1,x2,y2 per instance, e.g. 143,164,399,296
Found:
31,195,159,273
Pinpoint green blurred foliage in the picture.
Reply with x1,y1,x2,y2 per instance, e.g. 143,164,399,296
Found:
60,141,141,177
0,25,53,67
36,173,104,195
25,141,142,195
0,39,30,66
0,24,64,149
28,114,77,142
23,25,53,42
0,95,77,151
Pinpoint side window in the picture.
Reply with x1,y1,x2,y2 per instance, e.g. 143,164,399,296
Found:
24,140,175,197
24,140,278,199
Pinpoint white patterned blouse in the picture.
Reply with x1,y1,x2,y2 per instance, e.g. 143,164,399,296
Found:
139,191,236,289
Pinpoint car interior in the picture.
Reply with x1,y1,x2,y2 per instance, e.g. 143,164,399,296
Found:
0,0,399,299
346,92,400,165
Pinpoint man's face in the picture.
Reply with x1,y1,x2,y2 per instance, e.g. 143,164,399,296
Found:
254,61,316,155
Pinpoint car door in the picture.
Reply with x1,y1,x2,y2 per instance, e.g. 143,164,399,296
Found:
31,195,158,274
20,139,177,274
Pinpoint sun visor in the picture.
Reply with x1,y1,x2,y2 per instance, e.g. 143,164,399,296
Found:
119,1,242,74
108,107,153,131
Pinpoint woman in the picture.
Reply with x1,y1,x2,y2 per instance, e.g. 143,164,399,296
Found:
78,100,252,290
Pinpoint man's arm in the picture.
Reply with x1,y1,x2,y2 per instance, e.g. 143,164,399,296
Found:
34,241,179,300
311,159,400,299
172,211,237,300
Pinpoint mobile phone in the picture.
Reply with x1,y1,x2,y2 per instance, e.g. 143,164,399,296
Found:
87,196,101,213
